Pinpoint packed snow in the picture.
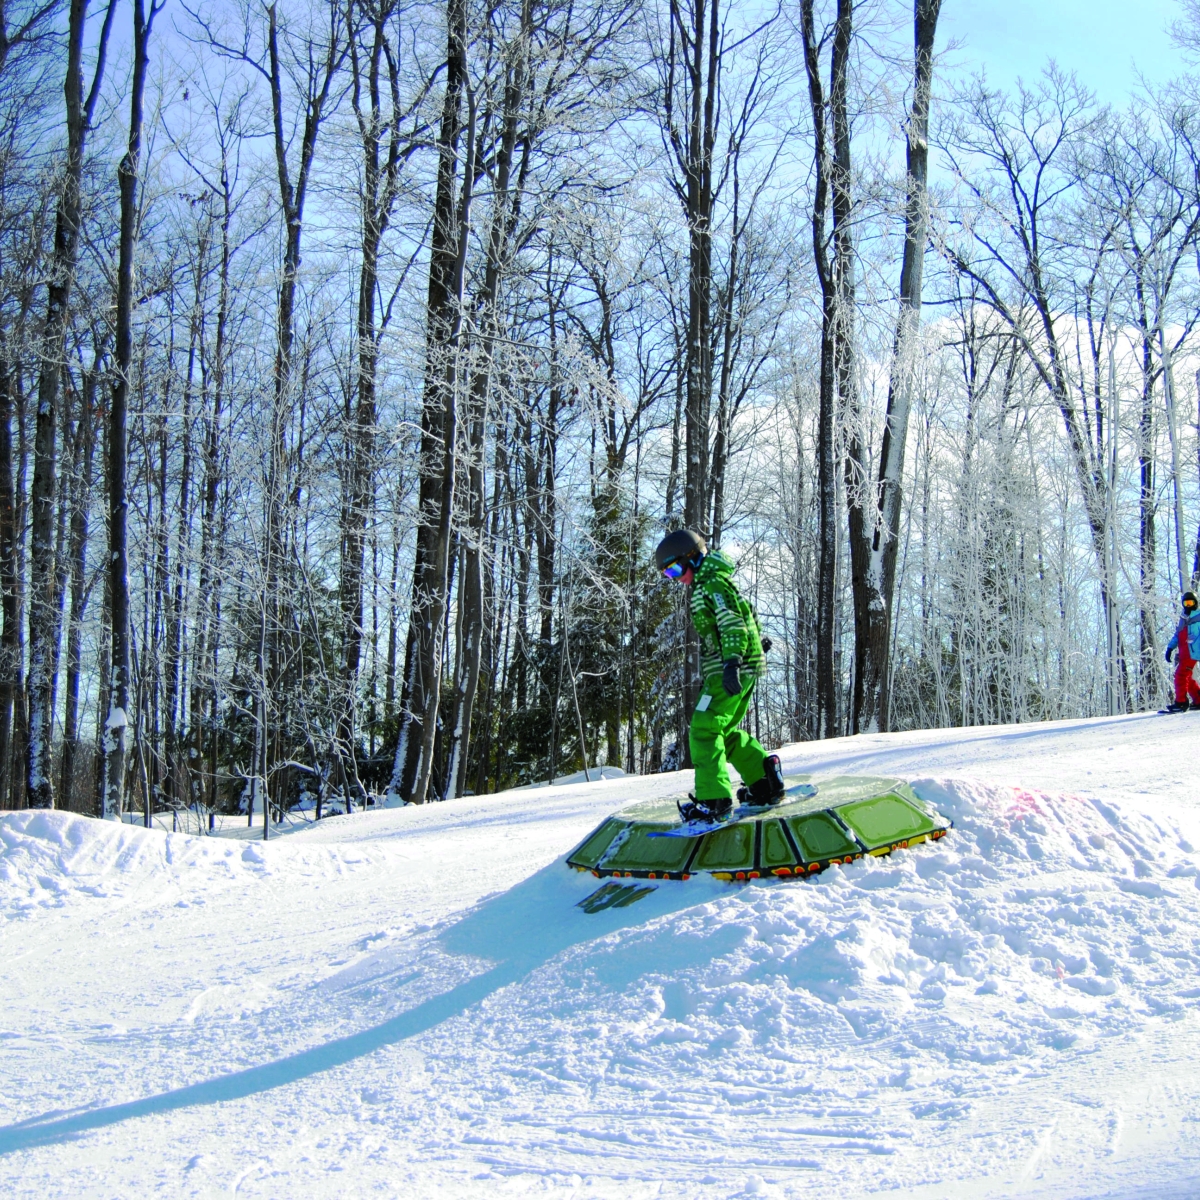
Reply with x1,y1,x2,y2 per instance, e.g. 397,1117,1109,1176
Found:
2,713,1200,1198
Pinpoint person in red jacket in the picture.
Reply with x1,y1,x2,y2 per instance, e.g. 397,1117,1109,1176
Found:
1165,590,1200,712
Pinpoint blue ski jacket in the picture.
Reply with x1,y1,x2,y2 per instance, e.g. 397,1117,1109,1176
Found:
1167,609,1200,661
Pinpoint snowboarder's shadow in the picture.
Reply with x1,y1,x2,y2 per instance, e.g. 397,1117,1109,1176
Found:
0,860,718,1156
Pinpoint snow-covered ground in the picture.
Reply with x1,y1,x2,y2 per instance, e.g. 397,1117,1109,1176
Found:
2,713,1200,1198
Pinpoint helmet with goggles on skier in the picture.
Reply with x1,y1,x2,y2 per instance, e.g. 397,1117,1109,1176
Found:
1184,591,1198,611
655,528,707,580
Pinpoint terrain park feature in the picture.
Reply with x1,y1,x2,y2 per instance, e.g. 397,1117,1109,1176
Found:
566,775,951,883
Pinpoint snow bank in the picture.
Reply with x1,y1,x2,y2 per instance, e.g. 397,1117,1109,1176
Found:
0,810,384,915
400,777,1200,1192
5,759,1200,1197
519,765,628,788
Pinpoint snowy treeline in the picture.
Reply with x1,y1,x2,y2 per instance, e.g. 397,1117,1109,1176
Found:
0,0,1196,820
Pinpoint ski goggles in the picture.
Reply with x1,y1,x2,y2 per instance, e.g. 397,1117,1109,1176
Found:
1186,598,1198,610
662,559,688,580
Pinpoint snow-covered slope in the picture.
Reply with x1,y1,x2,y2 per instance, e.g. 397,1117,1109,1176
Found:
2,713,1200,1198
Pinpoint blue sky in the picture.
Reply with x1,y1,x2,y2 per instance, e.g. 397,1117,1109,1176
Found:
940,0,1184,104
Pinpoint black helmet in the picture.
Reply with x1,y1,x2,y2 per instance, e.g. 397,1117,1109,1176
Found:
655,528,706,573
1185,591,1198,608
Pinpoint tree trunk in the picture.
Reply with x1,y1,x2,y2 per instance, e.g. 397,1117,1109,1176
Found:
1138,335,1156,705
49,378,73,736
341,0,409,802
801,0,843,738
28,0,116,808
0,356,19,808
384,531,399,717
259,1,343,827
661,0,721,749
164,294,197,813
394,0,474,805
677,0,718,535
538,267,561,675
1193,369,1200,584
445,5,532,799
472,429,506,796
1161,333,1189,593
60,340,99,807
664,322,683,522
709,163,740,548
104,0,155,819
190,127,234,821
847,0,941,734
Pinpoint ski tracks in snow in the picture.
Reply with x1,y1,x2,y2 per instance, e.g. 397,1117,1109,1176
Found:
376,777,1200,1197
3,746,1200,1195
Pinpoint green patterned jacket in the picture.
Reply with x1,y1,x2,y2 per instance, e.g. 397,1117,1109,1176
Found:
689,550,766,688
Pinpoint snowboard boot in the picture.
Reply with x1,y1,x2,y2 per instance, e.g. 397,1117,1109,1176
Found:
677,794,732,824
737,754,786,807
1165,700,1191,713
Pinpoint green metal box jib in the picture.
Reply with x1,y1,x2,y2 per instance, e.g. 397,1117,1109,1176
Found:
565,774,950,884
836,792,939,853
566,817,628,869
760,819,799,871
691,820,756,872
786,811,858,862
601,824,696,874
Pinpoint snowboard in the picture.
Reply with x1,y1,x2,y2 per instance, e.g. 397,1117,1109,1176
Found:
649,782,818,838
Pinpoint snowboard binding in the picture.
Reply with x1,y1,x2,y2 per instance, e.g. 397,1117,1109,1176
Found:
736,754,786,809
677,794,732,824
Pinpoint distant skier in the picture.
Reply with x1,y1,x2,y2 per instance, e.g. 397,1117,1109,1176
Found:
1164,590,1200,713
655,529,784,823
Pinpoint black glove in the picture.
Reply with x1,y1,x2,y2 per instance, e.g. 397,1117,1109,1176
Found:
761,637,772,654
1166,646,1174,663
722,657,744,696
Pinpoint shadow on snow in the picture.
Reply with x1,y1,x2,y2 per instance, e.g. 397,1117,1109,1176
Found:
0,857,724,1155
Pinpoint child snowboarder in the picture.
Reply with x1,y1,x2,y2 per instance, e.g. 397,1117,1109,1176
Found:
1164,590,1200,712
655,528,784,822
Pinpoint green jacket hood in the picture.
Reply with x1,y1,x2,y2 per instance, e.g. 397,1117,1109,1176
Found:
694,549,735,581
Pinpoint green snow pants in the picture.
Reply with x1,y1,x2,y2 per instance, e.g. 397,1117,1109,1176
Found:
689,677,767,802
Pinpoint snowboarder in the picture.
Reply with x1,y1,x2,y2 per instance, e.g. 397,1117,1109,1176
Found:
655,528,785,823
1164,590,1200,713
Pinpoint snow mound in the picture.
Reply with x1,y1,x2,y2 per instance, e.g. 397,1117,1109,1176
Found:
0,810,383,916
520,764,628,788
5,769,1200,1195
397,777,1200,1188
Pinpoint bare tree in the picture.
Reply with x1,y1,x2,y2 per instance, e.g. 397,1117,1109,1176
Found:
338,0,426,808
800,0,851,738
844,0,941,734
104,0,163,818
0,0,61,77
391,0,475,805
27,0,116,809
944,76,1115,632
60,329,101,808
